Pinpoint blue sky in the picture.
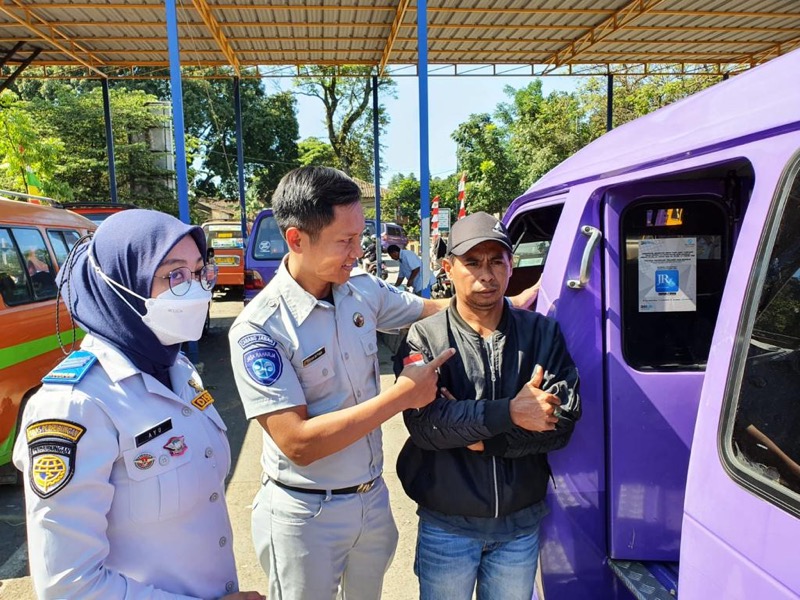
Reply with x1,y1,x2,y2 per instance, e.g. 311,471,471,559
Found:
269,75,580,182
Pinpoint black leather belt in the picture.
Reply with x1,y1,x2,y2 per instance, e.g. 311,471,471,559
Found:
269,476,379,495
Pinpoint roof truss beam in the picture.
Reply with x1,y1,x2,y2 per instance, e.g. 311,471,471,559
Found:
190,0,240,75
0,0,107,77
1,46,41,92
544,0,666,71
379,0,412,76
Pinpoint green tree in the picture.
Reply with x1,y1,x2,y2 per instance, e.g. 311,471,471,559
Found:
178,76,299,204
22,83,180,213
451,113,523,215
17,70,301,211
0,91,68,199
298,137,337,168
580,72,720,135
294,66,395,180
497,81,592,188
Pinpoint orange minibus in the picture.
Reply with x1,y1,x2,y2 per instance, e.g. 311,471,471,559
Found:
201,220,246,290
0,198,95,483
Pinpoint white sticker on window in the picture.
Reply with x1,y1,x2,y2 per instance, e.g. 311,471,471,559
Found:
638,237,697,313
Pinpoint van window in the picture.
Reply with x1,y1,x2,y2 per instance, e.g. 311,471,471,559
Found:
206,224,244,250
0,227,58,305
621,198,730,370
252,216,287,260
0,229,31,305
47,229,81,266
14,227,58,301
726,162,800,510
506,203,563,297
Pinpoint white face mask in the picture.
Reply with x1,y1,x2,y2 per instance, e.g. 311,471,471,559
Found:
90,254,211,345
141,283,211,345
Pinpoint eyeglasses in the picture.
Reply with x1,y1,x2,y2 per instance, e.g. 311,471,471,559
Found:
156,264,218,296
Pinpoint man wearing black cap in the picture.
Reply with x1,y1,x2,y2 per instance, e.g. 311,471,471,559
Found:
395,211,581,600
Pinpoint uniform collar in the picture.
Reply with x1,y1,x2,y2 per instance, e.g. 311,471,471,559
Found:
272,258,355,326
80,334,191,399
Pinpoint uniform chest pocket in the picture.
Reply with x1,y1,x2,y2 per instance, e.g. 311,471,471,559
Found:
120,435,200,524
359,330,379,357
297,351,335,391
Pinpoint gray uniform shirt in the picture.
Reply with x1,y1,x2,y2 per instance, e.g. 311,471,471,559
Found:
229,260,424,489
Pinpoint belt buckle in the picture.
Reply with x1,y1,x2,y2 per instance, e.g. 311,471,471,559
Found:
356,479,375,494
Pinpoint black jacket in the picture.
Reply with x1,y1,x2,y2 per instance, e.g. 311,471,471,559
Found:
395,299,580,518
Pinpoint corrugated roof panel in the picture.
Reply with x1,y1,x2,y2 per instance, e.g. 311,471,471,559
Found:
1,0,799,75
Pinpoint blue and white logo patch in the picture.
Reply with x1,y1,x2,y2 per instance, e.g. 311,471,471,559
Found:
244,347,283,385
238,332,278,350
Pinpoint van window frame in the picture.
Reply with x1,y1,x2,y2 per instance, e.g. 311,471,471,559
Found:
0,226,60,306
250,214,288,261
505,201,565,298
46,228,82,267
719,154,800,518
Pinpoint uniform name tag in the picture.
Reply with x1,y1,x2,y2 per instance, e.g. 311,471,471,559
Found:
191,390,215,411
302,347,326,367
135,419,173,448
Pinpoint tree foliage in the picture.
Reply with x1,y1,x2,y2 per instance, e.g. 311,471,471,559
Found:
0,91,68,199
440,73,722,220
294,67,395,181
14,69,301,213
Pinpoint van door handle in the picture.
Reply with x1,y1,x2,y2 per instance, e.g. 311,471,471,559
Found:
567,225,602,289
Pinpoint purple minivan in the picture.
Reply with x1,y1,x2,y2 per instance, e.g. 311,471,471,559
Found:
503,49,800,599
243,208,287,305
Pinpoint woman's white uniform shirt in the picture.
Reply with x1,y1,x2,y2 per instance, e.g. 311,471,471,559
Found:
13,334,238,600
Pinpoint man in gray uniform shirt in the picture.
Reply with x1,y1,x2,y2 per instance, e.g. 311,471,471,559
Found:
229,166,538,600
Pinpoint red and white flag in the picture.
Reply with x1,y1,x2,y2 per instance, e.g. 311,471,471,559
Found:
431,195,440,243
457,172,467,219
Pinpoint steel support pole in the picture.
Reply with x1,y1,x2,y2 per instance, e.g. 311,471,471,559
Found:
164,0,191,224
606,73,614,132
371,74,383,279
234,77,247,242
417,0,431,297
101,78,118,204
164,0,196,362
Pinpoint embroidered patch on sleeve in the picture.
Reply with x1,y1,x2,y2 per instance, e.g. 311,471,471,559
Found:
26,420,86,499
238,332,278,350
243,347,283,386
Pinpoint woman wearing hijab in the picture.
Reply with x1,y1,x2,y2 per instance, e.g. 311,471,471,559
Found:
13,210,264,600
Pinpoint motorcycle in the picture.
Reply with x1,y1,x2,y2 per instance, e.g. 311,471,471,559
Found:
359,233,387,279
430,266,454,299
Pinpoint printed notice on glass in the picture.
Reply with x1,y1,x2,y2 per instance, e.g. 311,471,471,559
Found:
638,237,697,313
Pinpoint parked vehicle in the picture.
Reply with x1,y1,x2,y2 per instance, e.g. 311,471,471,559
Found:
364,219,408,251
201,220,246,291
0,198,96,483
243,209,287,304
503,50,800,599
59,201,138,226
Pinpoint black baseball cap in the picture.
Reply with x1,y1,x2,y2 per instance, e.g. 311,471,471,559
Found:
448,211,513,256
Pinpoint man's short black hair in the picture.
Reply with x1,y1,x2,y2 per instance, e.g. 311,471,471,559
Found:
272,166,361,240
387,244,401,255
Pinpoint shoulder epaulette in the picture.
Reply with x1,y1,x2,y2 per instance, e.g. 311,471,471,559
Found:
42,350,97,385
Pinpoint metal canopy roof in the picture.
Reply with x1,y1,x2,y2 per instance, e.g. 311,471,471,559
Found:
1,0,800,79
